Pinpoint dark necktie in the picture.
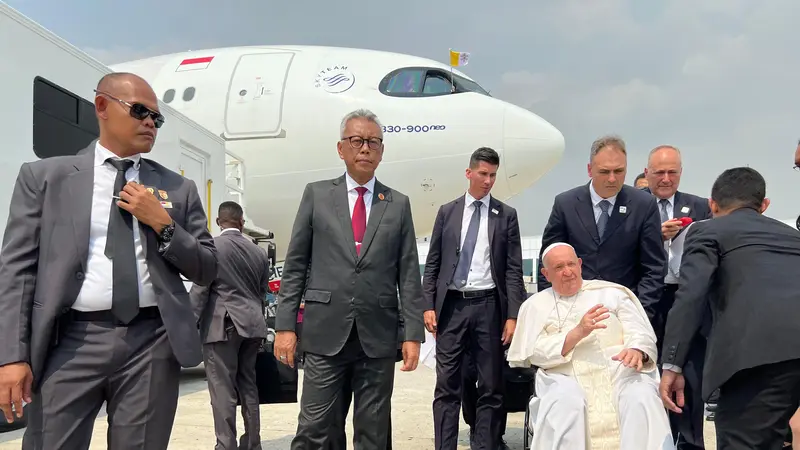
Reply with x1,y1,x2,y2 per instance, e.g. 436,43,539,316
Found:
104,158,140,324
352,187,367,255
453,200,483,289
597,200,611,239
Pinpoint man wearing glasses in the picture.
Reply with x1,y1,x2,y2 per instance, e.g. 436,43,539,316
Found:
0,72,217,449
273,109,425,449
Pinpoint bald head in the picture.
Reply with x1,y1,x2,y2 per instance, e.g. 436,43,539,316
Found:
645,145,683,199
95,72,161,157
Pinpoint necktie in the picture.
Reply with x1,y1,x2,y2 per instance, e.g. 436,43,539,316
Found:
659,199,670,223
597,200,611,239
104,158,140,324
453,201,483,288
352,186,367,255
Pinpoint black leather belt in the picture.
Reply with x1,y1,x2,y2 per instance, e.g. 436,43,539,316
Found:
67,306,160,326
446,288,495,299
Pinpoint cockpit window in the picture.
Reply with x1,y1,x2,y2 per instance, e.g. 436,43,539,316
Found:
379,67,490,97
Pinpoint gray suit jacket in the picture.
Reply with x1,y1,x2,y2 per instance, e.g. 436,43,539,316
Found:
274,174,425,359
190,230,270,344
0,143,217,389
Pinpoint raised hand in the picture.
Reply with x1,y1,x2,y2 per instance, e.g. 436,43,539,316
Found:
576,303,610,338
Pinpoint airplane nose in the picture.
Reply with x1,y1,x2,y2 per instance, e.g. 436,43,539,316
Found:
502,104,565,196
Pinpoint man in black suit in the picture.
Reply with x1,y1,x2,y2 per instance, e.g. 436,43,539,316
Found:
423,147,525,450
190,201,270,450
660,167,800,449
537,135,667,320
642,145,712,449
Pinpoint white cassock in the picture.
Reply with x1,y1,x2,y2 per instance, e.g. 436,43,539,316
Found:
507,280,674,450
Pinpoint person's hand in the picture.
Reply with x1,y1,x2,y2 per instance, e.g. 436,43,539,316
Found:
661,218,683,241
575,304,609,338
423,310,437,337
659,369,686,413
0,362,33,423
117,181,172,232
400,341,420,372
612,348,646,371
502,319,516,345
274,331,297,368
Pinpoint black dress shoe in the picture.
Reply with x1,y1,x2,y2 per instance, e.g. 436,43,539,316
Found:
497,440,510,450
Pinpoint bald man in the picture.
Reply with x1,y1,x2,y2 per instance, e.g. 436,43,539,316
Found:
642,145,711,450
0,72,217,449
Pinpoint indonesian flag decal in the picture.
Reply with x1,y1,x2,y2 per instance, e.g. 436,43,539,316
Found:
176,56,214,72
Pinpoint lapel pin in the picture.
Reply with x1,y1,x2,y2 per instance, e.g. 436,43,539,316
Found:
378,193,385,201
491,208,499,215
681,206,690,213
158,190,168,200
619,206,627,214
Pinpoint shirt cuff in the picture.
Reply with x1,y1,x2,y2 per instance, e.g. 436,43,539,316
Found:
662,363,682,373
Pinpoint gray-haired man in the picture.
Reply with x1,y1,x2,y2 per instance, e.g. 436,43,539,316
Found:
273,109,426,449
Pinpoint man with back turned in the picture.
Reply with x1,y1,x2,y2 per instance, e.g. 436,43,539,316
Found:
423,147,525,450
273,109,425,449
0,72,217,449
660,167,800,449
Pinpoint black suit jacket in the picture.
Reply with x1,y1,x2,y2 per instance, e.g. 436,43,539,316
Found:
537,183,666,318
642,188,712,236
422,194,525,322
661,208,800,399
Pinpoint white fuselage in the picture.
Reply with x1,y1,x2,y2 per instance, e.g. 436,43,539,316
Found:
111,45,565,257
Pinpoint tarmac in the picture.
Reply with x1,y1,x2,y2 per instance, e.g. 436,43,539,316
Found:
0,364,718,449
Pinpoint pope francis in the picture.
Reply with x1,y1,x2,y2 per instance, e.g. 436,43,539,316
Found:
507,242,674,449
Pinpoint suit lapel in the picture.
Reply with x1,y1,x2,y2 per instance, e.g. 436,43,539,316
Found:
672,191,690,219
451,196,466,252
575,185,601,244
65,150,95,272
602,187,629,243
138,159,163,259
359,180,390,260
488,197,500,248
331,176,358,262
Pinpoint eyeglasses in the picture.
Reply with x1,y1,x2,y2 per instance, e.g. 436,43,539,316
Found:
342,135,382,150
94,90,165,128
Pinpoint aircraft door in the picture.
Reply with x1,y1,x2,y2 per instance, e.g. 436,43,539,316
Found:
223,52,294,139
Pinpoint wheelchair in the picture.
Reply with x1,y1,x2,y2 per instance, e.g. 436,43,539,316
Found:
502,364,538,450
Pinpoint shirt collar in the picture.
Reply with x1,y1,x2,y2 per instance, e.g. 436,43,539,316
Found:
345,172,376,193
220,228,241,234
95,141,141,170
589,182,617,207
465,191,491,209
657,194,676,206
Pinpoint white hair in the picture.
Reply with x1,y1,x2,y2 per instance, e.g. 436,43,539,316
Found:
339,108,383,139
541,242,576,268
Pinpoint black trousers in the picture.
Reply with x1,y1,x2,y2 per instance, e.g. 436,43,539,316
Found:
715,359,800,449
433,290,504,450
462,345,508,439
657,284,707,449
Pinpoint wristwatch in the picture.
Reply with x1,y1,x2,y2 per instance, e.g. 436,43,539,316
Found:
158,221,176,243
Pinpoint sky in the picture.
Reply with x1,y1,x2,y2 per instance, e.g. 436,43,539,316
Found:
8,0,800,235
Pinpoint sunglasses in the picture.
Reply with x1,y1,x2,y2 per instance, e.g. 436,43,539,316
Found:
94,90,165,128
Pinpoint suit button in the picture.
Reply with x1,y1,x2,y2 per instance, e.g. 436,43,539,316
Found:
350,297,355,305
355,268,361,274
75,272,84,280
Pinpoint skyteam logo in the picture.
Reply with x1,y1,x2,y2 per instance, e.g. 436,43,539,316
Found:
314,65,356,93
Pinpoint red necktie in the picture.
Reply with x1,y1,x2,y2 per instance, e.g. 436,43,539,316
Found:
352,187,367,254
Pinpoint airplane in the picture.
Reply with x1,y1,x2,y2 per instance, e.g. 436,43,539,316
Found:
109,45,566,263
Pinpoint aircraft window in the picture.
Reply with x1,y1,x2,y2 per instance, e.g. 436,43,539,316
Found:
183,87,195,101
32,76,99,159
423,74,452,94
163,89,175,103
453,75,490,96
383,69,424,94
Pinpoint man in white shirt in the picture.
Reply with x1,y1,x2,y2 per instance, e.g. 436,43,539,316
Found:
508,242,673,450
0,72,217,449
422,147,525,450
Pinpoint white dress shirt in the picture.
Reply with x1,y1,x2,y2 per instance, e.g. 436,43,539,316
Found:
589,183,618,221
454,192,495,291
72,142,157,312
345,172,376,223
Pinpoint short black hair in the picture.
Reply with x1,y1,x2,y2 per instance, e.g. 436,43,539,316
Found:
218,201,244,222
634,173,646,183
710,167,766,211
469,147,500,168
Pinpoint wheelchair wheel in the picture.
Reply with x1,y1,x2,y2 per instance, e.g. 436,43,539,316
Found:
523,403,532,450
